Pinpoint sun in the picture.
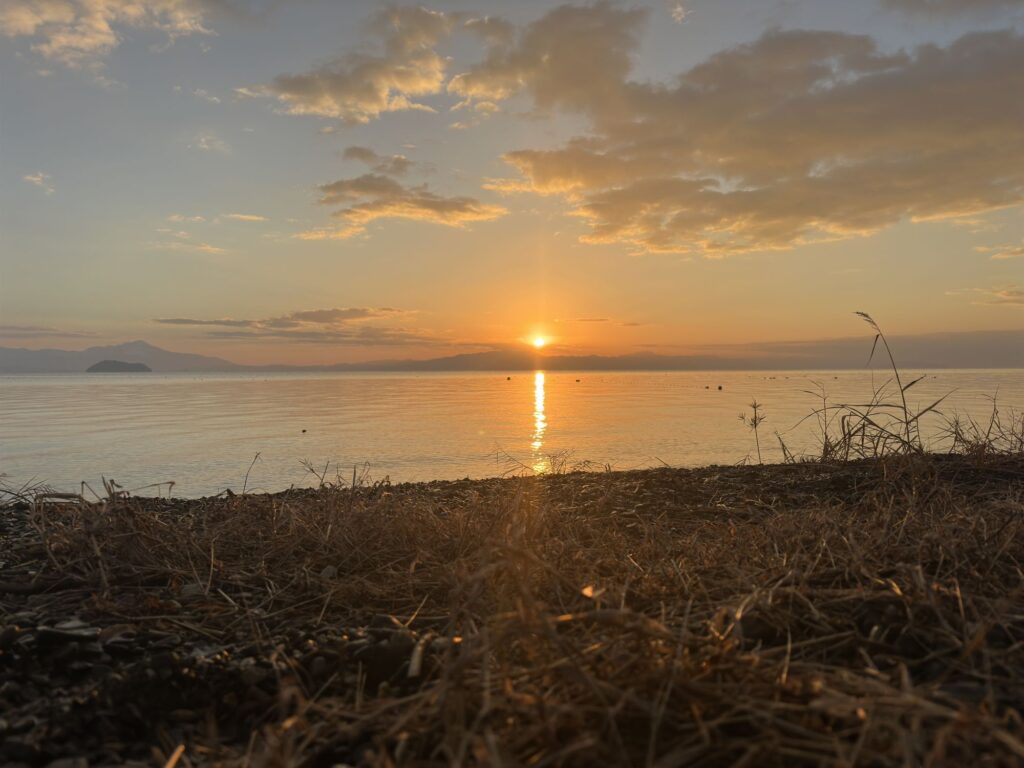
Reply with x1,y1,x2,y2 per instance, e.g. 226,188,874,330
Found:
532,336,547,349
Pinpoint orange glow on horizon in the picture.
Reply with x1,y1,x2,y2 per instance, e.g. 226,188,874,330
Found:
532,337,547,349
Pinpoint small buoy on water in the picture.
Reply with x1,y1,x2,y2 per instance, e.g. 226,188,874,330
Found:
506,376,511,380
717,385,723,390
302,429,307,433
576,379,581,383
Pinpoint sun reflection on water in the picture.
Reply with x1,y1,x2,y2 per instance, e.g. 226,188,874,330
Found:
532,371,549,473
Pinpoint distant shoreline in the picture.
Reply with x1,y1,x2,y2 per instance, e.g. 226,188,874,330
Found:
4,365,1024,375
2,327,1022,373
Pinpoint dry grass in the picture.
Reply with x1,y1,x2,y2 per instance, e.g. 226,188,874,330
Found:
3,453,1024,766
775,314,1023,464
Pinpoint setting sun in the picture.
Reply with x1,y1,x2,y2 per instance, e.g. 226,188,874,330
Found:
532,337,547,349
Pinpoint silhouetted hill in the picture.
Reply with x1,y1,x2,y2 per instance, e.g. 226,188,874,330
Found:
86,360,152,373
0,341,240,373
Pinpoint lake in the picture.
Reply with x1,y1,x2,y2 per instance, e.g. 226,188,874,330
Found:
2,370,1022,497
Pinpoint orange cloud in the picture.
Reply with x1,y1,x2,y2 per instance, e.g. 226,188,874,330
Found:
976,242,1024,260
948,287,1024,307
148,240,226,255
342,146,415,177
454,4,1024,255
251,7,452,124
0,0,214,68
298,173,506,240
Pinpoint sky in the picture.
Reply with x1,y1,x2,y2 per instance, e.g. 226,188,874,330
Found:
1,0,1023,365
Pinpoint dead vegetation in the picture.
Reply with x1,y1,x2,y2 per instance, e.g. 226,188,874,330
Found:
2,453,1024,766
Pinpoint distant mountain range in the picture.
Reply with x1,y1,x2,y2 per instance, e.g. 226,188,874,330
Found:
0,330,1021,374
0,340,240,373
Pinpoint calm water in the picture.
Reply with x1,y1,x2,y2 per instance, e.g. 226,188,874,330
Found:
2,370,1022,497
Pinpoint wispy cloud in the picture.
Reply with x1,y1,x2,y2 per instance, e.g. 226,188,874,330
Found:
153,307,440,346
22,171,54,194
342,146,415,177
149,240,226,255
189,132,229,153
985,287,1024,306
192,88,220,104
948,287,1024,307
448,96,502,130
154,317,253,327
0,324,96,339
204,325,442,345
155,227,191,238
976,242,1024,260
223,213,267,222
297,174,505,240
882,0,1022,15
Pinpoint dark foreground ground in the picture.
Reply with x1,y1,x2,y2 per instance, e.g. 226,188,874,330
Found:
2,455,1023,767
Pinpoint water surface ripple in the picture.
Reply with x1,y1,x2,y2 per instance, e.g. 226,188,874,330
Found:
2,370,1021,497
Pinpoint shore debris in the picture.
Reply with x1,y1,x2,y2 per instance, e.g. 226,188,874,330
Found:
2,455,1023,766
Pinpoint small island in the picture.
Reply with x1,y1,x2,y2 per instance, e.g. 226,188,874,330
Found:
86,359,152,373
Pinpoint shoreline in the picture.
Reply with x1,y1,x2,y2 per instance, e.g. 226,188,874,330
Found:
0,451,1002,505
7,448,1018,505
3,455,1023,765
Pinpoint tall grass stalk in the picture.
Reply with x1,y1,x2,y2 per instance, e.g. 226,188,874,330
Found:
792,313,954,461
739,400,765,464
